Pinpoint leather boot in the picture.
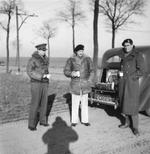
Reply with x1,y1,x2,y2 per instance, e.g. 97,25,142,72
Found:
119,115,130,129
132,128,140,136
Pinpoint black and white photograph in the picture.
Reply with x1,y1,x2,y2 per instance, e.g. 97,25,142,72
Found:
0,0,150,153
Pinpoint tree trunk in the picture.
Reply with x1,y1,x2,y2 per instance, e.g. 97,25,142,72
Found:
93,0,99,82
112,24,115,48
72,7,75,53
6,13,11,73
47,38,50,66
16,6,20,72
72,23,75,53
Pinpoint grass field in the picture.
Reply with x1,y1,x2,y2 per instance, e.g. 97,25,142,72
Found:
0,71,70,124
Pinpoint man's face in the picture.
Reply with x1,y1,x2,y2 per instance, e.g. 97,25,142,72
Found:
124,42,133,53
38,48,46,56
76,49,84,57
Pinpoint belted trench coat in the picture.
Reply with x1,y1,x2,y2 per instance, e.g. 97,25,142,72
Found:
119,47,144,115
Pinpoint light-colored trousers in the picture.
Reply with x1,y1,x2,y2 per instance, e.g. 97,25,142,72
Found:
71,93,89,123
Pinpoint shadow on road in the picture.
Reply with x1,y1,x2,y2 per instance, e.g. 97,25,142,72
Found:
63,93,72,118
42,116,78,154
46,94,56,123
89,103,124,125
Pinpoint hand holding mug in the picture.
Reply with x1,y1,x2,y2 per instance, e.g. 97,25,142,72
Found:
71,71,80,77
43,74,51,80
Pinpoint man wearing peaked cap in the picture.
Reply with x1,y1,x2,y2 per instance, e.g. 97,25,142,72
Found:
26,43,51,131
35,43,47,51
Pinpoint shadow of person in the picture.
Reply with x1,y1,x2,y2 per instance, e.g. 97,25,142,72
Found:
42,116,78,154
63,93,72,118
46,94,56,123
91,103,124,125
103,105,124,124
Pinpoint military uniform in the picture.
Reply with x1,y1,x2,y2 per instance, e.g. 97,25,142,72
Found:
26,43,49,130
119,39,144,135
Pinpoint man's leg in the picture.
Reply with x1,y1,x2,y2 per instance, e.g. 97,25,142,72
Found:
28,82,41,129
131,114,139,136
39,83,49,125
81,94,89,124
119,114,130,128
71,94,80,124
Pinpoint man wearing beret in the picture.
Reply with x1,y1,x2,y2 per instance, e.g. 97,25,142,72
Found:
118,39,144,136
26,43,51,131
64,44,94,127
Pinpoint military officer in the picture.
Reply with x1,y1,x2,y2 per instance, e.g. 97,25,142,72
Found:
26,43,51,131
119,39,144,136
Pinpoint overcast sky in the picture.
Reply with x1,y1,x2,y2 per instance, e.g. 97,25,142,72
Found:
0,0,150,58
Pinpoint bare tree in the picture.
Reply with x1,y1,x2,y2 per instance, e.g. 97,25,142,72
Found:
15,6,38,72
93,0,99,82
0,0,17,73
58,0,85,51
37,20,57,64
99,0,146,48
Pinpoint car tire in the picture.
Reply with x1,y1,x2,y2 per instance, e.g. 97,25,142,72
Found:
146,108,150,116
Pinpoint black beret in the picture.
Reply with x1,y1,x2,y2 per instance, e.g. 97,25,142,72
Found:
35,43,47,49
74,44,84,53
122,39,133,46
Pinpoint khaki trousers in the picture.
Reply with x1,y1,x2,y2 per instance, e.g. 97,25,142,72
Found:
71,93,89,123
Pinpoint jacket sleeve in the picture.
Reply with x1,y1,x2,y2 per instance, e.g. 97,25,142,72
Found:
63,58,72,78
136,52,144,77
26,58,43,81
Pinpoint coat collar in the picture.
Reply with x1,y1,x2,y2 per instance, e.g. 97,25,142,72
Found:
72,53,87,59
32,51,49,64
122,46,136,58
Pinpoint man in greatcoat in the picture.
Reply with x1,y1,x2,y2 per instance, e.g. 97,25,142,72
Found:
64,44,94,127
119,39,144,136
26,43,51,131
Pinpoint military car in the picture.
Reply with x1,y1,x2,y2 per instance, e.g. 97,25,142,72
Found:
89,46,150,116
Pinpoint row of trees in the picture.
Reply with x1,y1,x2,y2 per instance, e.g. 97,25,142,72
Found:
0,0,146,79
0,0,37,72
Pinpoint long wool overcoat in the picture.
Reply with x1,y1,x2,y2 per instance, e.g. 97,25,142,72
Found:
119,47,144,115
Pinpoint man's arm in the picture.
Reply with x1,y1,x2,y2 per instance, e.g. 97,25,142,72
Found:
26,58,43,81
63,58,72,78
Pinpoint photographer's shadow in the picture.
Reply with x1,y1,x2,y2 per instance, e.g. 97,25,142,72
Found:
42,116,78,154
46,94,56,122
100,104,124,124
63,93,72,118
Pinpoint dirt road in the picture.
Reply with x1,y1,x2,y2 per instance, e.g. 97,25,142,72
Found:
0,107,150,154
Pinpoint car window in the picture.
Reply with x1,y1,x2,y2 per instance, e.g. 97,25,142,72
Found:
107,56,121,63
